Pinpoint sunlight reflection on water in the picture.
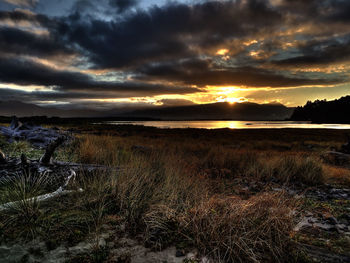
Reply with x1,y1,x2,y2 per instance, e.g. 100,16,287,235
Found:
106,121,350,129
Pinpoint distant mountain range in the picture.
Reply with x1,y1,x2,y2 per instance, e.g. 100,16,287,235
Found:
0,101,99,118
125,102,293,120
290,96,350,123
0,100,294,120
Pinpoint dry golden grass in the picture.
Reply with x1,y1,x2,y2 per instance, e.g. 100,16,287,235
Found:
76,134,326,185
182,192,295,263
3,127,348,262
72,133,323,261
323,165,350,186
111,153,206,230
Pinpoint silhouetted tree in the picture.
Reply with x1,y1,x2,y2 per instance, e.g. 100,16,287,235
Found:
290,96,350,123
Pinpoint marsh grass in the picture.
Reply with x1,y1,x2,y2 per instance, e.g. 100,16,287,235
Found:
0,128,347,262
77,170,114,250
272,156,324,185
0,169,113,248
182,192,296,263
71,133,333,261
195,146,325,185
0,171,49,238
76,135,326,186
323,165,350,186
112,152,206,232
75,135,133,166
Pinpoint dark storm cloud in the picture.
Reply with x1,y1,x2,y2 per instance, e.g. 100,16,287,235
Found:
1,0,38,8
278,0,350,23
0,9,56,27
0,57,200,95
0,26,73,57
136,58,345,87
0,9,74,60
53,0,282,69
109,0,138,13
71,0,138,19
272,35,350,67
327,1,350,22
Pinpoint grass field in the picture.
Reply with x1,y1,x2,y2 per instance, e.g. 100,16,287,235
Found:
0,125,350,262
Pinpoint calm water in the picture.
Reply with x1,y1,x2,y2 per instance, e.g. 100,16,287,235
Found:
106,121,350,129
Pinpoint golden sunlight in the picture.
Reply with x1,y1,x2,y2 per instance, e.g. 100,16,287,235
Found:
216,48,229,55
225,97,245,104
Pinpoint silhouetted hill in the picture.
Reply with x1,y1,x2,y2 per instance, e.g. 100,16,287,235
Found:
0,101,104,117
290,96,350,123
0,101,293,120
126,102,294,120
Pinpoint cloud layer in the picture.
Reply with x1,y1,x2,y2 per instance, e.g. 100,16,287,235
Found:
0,0,350,109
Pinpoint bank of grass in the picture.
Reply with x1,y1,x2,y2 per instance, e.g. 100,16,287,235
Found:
0,127,349,262
76,134,326,186
69,133,329,261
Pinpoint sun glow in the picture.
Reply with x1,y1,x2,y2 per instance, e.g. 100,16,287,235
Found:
216,48,229,55
216,96,248,104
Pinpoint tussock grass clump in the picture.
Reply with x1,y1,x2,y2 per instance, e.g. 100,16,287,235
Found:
273,156,325,185
114,153,206,232
77,171,114,249
143,204,179,250
183,192,295,263
0,172,49,238
113,156,163,230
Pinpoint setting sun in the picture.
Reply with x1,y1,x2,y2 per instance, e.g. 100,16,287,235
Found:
216,96,247,104
216,48,229,55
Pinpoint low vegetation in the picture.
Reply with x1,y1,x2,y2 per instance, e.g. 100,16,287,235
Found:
0,126,349,262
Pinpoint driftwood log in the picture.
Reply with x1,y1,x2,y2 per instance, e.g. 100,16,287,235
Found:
0,149,6,164
0,135,121,210
40,136,66,164
0,170,83,212
0,116,69,148
1,137,119,183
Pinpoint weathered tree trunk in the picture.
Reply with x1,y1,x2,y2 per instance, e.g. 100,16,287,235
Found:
0,149,6,164
10,116,20,130
40,136,65,164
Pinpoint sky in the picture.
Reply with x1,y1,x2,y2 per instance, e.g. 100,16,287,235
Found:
0,0,350,111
